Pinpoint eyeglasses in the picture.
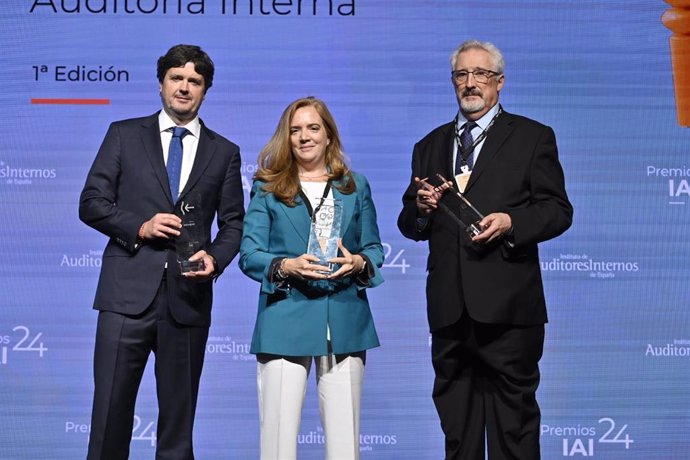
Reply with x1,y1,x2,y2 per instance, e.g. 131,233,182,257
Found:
451,69,501,85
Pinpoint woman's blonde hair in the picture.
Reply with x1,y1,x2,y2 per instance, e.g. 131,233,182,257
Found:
255,96,355,205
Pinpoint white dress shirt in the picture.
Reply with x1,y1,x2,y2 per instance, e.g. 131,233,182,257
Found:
158,110,201,197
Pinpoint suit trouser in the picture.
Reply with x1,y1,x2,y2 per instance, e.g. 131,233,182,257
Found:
256,351,366,460
431,315,544,460
87,274,209,460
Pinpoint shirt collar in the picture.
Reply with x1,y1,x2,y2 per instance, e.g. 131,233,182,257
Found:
456,103,500,131
158,110,201,138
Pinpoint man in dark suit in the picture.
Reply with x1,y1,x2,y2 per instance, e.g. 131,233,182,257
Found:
398,40,573,459
79,44,244,460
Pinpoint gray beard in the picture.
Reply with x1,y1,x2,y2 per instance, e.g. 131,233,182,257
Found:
460,97,485,114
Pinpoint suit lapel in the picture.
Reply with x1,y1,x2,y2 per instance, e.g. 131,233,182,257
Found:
281,196,311,246
465,110,514,193
441,123,456,180
139,113,173,204
179,121,215,202
333,181,356,237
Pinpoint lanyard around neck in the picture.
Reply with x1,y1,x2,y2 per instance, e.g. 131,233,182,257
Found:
454,106,503,159
298,180,332,222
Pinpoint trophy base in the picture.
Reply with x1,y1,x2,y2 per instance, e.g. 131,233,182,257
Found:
179,259,206,273
466,223,483,239
314,261,335,275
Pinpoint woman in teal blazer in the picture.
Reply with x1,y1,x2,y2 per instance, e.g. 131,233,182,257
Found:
240,97,384,460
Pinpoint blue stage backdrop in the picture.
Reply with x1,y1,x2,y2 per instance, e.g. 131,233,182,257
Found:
1,1,689,458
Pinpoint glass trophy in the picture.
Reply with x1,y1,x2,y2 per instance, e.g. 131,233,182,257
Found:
445,191,485,239
307,197,343,273
430,174,485,239
175,191,206,273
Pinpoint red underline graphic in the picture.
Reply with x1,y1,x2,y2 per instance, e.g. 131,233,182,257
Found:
31,98,111,105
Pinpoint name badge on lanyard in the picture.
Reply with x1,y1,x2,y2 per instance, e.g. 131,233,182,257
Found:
452,106,503,193
455,171,471,193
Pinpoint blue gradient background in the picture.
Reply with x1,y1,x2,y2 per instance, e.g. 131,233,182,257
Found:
1,1,689,458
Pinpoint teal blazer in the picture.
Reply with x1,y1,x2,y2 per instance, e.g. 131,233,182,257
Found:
240,172,384,356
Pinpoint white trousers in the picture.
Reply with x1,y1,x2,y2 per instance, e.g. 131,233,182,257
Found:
257,352,366,460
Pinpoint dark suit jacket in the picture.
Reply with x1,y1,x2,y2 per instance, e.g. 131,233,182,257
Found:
79,112,244,327
398,109,572,331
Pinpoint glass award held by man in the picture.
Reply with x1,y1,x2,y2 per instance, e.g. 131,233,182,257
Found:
432,173,485,240
307,197,343,273
175,191,206,273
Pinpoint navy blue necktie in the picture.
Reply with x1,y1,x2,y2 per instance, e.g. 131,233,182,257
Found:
455,121,477,175
167,127,189,200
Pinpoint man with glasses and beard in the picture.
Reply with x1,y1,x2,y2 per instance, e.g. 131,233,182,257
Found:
398,40,573,459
